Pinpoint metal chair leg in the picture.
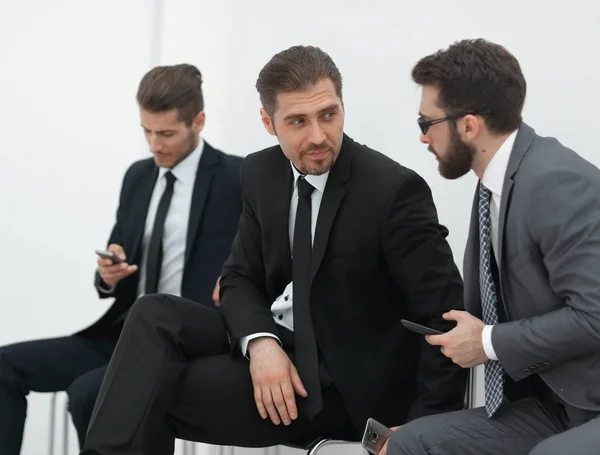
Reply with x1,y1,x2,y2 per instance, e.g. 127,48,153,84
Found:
49,393,57,455
63,398,70,455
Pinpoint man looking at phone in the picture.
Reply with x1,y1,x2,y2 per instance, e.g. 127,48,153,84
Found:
0,63,242,454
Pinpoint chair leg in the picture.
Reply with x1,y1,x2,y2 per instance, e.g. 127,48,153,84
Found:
63,396,69,455
49,393,57,455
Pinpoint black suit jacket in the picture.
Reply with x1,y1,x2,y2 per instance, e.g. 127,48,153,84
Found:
220,134,467,432
79,142,243,336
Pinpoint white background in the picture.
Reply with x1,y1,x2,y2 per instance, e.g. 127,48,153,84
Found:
1,1,599,454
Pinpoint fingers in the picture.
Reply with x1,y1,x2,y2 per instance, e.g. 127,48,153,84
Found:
253,386,268,420
99,263,137,286
108,244,126,260
261,384,281,425
443,310,464,321
425,334,445,346
290,364,308,398
270,381,291,425
212,276,221,306
276,369,297,424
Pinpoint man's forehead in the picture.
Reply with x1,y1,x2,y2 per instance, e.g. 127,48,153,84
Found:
419,89,444,116
276,80,341,115
141,109,182,126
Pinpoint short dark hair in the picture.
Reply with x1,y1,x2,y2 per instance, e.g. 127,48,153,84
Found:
137,63,204,126
256,45,343,117
412,39,526,134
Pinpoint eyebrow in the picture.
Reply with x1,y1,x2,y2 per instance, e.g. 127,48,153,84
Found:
141,124,177,134
283,103,340,122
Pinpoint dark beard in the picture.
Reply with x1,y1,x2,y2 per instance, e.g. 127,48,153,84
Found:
435,124,476,180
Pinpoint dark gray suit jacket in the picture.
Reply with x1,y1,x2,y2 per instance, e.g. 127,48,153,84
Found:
464,123,600,411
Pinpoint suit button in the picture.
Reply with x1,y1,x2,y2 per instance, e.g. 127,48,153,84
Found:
543,362,551,367
284,295,289,301
523,368,531,374
529,365,537,371
278,314,283,320
536,363,544,369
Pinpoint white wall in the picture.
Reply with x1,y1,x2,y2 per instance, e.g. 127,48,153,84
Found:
1,1,599,454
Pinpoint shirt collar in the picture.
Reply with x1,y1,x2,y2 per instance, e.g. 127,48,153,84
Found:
482,130,518,197
158,137,204,184
290,162,329,193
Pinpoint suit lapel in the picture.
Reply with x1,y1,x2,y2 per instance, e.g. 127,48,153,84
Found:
463,186,481,316
129,166,159,263
497,123,535,273
272,152,294,281
185,142,218,267
309,135,353,280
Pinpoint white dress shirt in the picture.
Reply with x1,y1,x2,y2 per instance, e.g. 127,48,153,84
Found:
239,163,330,356
480,130,517,361
99,139,204,298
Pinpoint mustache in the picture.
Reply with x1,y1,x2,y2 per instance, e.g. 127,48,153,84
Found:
301,142,331,154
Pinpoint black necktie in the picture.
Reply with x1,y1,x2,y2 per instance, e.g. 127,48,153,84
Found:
145,171,176,294
293,176,322,419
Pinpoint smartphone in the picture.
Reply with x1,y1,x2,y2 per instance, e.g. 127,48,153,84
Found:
95,249,125,264
400,319,443,336
361,418,393,455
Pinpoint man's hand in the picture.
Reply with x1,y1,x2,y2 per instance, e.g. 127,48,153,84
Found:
212,276,221,306
378,427,401,455
248,337,308,426
425,310,488,368
97,244,137,288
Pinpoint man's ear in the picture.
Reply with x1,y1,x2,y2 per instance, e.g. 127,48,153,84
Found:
260,108,276,136
462,114,482,141
192,111,206,134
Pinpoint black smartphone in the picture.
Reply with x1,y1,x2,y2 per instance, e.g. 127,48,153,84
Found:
361,418,393,455
400,319,443,336
95,249,125,264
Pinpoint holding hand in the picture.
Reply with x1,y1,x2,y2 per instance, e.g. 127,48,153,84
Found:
425,310,488,368
97,244,137,288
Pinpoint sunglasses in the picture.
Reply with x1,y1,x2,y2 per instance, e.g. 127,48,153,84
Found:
418,108,492,135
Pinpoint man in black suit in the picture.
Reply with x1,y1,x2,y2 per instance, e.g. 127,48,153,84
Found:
0,63,242,454
81,46,467,455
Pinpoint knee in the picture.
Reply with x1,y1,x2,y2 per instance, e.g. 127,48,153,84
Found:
126,293,171,324
387,419,430,455
529,438,560,455
66,376,101,423
0,347,23,388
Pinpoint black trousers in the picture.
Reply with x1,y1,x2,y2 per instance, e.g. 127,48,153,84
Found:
82,294,357,455
0,334,115,454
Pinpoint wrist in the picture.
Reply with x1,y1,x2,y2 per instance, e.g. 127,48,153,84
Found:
248,337,279,356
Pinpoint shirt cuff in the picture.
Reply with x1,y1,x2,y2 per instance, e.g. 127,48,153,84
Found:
482,324,498,361
96,276,116,294
240,333,282,359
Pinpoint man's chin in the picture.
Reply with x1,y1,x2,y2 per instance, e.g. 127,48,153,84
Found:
300,158,334,176
153,155,174,168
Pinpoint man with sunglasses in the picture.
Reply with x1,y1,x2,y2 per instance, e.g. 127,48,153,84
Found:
386,39,600,455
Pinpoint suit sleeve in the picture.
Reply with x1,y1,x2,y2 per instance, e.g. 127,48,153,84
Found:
94,165,133,299
219,158,279,350
381,170,467,420
492,167,600,381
